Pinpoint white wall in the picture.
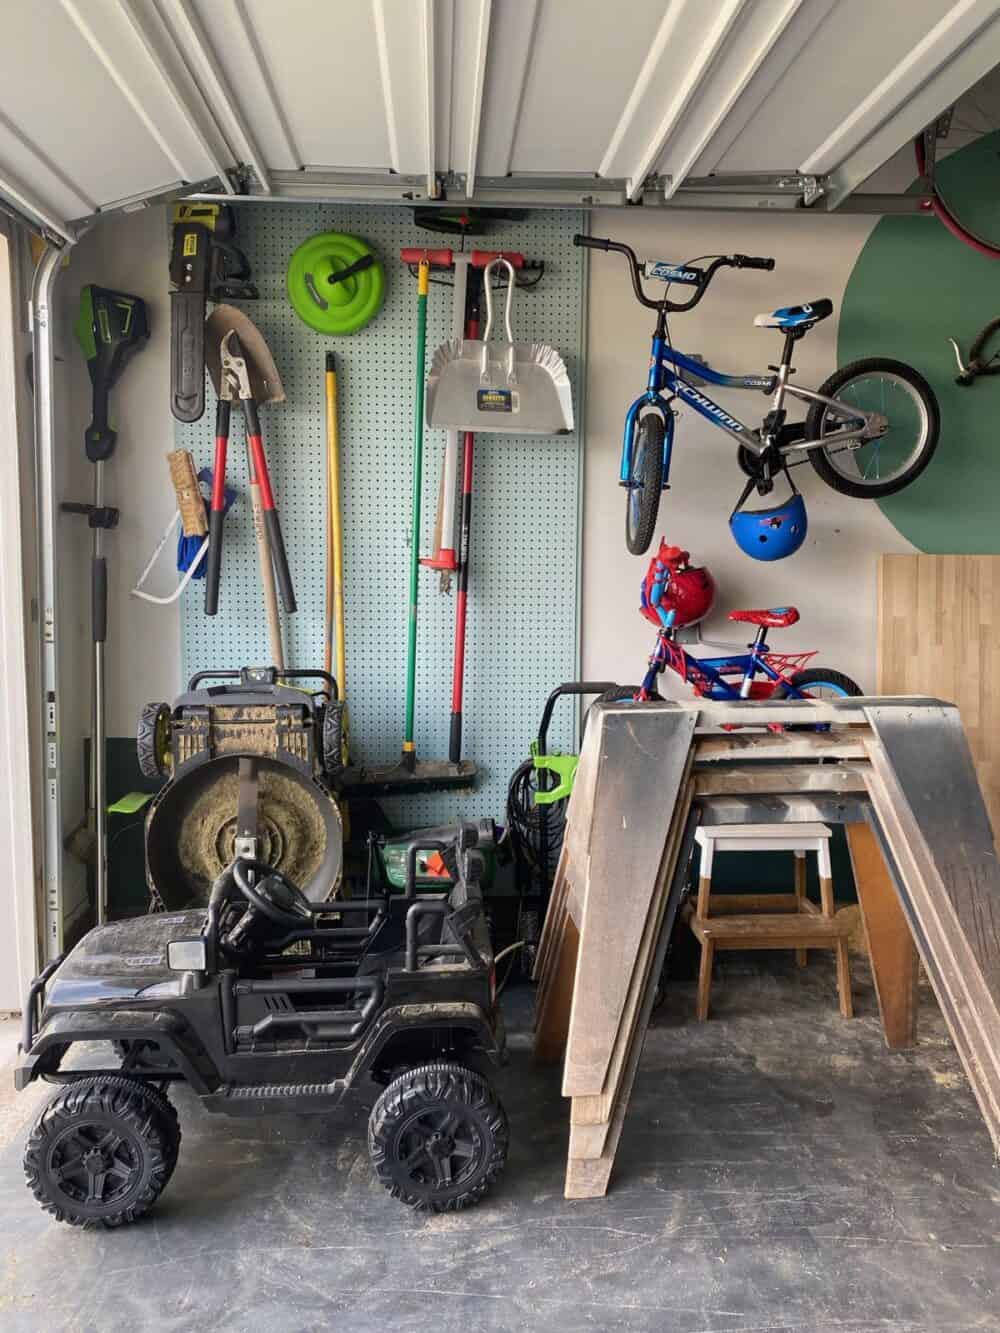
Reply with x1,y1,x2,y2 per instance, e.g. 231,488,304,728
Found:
581,208,916,695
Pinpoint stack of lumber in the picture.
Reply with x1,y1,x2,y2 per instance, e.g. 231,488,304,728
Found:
534,695,1000,1199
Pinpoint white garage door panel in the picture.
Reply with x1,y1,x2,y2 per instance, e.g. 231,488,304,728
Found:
505,0,665,174
231,0,393,171
0,3,213,222
1,0,998,235
709,0,979,172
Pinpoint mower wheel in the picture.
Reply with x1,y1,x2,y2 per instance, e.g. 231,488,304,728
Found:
136,702,171,782
24,1075,179,1228
321,700,347,780
368,1062,508,1212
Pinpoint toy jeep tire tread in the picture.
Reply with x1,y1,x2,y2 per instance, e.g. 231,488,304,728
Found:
136,701,171,781
24,1075,180,1229
321,699,346,779
368,1061,508,1212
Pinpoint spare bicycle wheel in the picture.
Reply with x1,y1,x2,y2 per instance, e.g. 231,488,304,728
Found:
287,231,384,335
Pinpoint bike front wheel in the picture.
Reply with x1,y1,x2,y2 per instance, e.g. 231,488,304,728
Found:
625,414,665,556
806,357,939,499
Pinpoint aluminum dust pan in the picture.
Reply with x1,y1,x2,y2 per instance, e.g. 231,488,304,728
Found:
426,257,574,435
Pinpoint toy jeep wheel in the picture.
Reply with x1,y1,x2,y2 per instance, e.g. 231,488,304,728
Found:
24,1075,179,1228
368,1062,508,1212
321,699,347,779
136,702,171,782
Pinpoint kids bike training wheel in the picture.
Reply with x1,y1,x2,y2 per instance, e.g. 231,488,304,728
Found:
368,1062,508,1212
626,415,665,556
806,358,939,499
24,1075,180,1229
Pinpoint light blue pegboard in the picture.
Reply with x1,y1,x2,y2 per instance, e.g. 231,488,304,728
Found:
176,205,583,827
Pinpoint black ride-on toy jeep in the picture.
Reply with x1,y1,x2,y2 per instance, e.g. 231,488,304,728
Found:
16,821,508,1227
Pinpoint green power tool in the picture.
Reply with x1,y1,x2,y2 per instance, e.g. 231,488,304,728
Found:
64,286,150,926
74,285,150,461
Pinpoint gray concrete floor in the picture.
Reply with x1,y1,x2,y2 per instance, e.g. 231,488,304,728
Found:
1,956,997,1332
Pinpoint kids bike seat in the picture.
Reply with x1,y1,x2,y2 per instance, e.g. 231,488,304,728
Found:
729,606,800,629
753,299,832,331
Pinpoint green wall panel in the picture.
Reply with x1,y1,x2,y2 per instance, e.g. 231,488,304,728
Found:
839,131,1000,553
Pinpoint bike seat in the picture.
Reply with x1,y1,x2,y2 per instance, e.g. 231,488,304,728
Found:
729,606,800,629
754,299,833,331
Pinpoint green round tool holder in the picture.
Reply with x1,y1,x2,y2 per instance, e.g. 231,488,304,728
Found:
286,231,384,335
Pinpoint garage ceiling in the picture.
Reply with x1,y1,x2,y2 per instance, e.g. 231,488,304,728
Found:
3,0,1000,240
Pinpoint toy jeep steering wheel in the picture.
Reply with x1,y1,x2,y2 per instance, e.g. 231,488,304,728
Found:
232,857,313,927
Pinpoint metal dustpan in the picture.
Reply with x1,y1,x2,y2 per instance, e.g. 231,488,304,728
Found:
426,257,573,435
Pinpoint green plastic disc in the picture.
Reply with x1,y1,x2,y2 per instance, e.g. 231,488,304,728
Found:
286,231,384,335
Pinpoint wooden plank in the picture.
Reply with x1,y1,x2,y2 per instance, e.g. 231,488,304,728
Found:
878,554,1000,833
700,892,802,914
561,707,698,1097
864,756,1000,1147
846,820,918,1049
570,780,694,1128
689,913,850,946
600,695,946,728
694,729,871,762
565,809,701,1197
692,763,870,796
534,916,579,1065
863,709,1000,1152
866,705,1000,1017
698,793,870,826
532,843,568,986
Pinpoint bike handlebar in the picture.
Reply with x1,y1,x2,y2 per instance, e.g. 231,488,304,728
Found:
573,233,774,311
732,253,775,270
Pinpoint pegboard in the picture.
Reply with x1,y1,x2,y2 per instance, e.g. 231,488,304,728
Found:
176,205,584,827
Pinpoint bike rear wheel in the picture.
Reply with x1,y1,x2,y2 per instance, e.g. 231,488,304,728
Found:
770,668,862,729
626,415,665,556
806,357,939,499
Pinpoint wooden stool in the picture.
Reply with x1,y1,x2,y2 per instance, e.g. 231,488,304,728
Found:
689,823,853,1021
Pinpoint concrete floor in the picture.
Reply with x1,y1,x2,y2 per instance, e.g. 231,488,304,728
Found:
1,956,997,1332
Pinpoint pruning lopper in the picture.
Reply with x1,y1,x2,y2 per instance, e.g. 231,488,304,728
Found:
205,329,296,616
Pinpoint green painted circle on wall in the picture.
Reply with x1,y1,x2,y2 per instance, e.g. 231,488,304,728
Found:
838,131,1000,552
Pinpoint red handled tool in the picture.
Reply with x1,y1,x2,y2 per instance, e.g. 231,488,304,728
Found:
205,330,296,616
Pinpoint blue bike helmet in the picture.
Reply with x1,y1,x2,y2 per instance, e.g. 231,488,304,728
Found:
730,485,807,562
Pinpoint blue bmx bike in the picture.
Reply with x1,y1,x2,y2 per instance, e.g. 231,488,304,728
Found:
574,234,940,555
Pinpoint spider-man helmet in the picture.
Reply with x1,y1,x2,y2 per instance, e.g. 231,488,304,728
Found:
640,540,716,628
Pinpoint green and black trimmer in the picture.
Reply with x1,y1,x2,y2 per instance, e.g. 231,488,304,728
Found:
63,286,150,924
74,285,150,461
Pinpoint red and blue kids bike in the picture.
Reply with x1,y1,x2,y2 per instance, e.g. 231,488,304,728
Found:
574,233,939,556
632,542,862,704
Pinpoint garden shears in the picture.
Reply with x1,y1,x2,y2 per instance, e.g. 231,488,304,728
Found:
205,328,296,620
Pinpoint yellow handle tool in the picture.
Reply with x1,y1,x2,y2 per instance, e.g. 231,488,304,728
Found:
325,352,347,707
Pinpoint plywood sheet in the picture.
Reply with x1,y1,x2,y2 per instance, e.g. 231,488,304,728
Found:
878,555,1000,832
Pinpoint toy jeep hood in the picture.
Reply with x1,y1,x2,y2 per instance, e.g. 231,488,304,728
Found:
46,911,206,1005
